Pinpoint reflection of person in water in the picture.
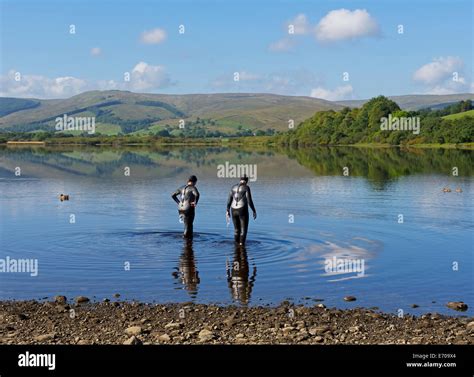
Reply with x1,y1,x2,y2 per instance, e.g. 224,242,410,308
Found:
226,245,257,304
172,239,200,296
172,175,200,239
226,175,257,245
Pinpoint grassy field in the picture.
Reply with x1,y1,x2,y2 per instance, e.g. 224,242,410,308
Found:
442,109,474,120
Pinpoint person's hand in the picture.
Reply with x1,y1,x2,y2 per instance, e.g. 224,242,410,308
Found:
253,211,257,220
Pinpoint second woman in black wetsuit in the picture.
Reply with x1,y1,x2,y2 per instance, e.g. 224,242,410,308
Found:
226,175,257,245
172,175,200,239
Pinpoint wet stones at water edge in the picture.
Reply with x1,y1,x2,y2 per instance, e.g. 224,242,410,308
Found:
1,301,473,345
75,296,90,304
446,301,468,312
54,296,67,305
442,187,463,193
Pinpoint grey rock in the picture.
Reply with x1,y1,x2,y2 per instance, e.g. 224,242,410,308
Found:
446,302,468,312
124,326,142,336
158,334,171,342
54,296,67,305
344,296,357,302
466,321,474,332
34,333,56,342
164,321,182,330
198,329,214,342
75,296,90,304
309,326,330,336
123,336,142,345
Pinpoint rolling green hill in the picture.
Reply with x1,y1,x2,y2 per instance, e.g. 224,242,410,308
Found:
0,97,42,116
0,91,342,135
442,109,474,120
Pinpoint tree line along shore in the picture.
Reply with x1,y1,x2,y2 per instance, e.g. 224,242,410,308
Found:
1,97,473,148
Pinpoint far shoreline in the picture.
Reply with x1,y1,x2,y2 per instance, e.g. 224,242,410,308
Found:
1,138,474,150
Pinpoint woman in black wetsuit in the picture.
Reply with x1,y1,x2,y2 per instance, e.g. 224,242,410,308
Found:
171,175,200,238
226,175,257,245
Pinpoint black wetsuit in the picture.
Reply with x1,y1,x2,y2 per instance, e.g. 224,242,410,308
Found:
176,240,200,296
226,183,256,245
172,184,200,238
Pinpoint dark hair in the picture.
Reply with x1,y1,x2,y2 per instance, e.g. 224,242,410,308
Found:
188,175,198,183
240,175,249,183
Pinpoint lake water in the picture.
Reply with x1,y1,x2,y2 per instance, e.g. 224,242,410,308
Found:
0,146,473,315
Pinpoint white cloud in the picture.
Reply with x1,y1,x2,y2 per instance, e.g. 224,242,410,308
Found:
140,28,167,44
90,47,101,56
315,9,379,42
127,61,171,91
238,71,261,81
0,62,173,98
287,13,310,35
413,56,470,94
413,56,464,84
269,13,308,53
310,85,353,101
425,86,460,95
268,38,296,52
211,69,321,95
0,70,88,98
421,81,469,95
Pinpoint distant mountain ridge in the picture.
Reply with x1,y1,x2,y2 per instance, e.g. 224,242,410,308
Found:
0,91,341,135
1,91,473,135
336,93,474,110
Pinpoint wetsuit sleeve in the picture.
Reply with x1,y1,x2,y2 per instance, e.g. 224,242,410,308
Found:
226,189,233,212
171,187,181,204
246,186,256,212
193,187,200,204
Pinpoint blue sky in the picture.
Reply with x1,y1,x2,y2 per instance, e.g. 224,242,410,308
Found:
0,0,472,99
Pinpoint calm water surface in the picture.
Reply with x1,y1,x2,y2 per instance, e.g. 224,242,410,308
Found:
0,146,472,315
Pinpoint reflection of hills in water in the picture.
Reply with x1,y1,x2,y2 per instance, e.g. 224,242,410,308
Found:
0,146,473,185
0,146,305,180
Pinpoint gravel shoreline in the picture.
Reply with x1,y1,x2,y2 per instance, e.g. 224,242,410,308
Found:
1,299,473,345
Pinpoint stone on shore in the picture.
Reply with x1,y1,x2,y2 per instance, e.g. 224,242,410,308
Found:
466,321,474,332
309,326,330,336
75,296,90,304
54,296,67,305
446,302,468,311
158,334,171,342
198,329,214,342
34,333,56,342
124,326,142,336
123,336,142,345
